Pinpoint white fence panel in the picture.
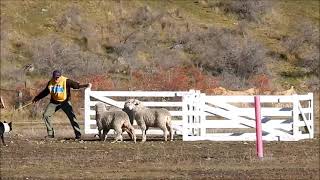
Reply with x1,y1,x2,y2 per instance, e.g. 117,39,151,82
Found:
84,88,193,135
84,87,314,141
182,93,314,141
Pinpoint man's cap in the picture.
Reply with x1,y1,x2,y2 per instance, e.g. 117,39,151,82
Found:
52,70,61,78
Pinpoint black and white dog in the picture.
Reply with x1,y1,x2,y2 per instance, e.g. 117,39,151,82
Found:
0,121,12,146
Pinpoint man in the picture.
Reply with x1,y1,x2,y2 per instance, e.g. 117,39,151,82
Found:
33,70,91,140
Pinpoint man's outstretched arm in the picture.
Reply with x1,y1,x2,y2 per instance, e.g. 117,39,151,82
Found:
33,85,50,103
67,79,91,89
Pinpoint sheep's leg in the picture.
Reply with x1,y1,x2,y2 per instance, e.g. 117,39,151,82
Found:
112,126,123,143
166,121,174,141
122,127,134,140
103,128,110,142
136,120,147,142
112,133,123,143
98,128,103,141
165,130,168,141
128,125,137,143
124,128,136,143
96,118,103,140
140,124,147,142
122,122,136,143
160,126,168,141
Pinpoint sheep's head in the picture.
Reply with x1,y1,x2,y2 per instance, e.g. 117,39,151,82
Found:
124,99,141,110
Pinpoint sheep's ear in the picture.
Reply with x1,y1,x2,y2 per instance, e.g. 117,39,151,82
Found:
134,99,140,105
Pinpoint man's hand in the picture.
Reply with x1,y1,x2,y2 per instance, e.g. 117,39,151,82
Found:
32,97,38,103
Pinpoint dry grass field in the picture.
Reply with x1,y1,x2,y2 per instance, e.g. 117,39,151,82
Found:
0,120,319,179
0,92,319,179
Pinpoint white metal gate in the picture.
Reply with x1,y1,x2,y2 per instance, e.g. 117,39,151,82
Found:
182,92,314,141
84,88,193,135
84,87,314,141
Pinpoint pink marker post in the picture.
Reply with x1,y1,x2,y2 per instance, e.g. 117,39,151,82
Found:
254,96,263,159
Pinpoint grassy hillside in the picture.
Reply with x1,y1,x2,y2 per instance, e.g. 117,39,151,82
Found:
1,0,319,94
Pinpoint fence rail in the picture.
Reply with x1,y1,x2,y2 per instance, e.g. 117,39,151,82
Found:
84,88,314,141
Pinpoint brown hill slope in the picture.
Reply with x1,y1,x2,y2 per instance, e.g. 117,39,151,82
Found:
0,0,319,93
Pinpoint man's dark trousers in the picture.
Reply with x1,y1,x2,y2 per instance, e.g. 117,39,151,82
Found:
43,101,81,137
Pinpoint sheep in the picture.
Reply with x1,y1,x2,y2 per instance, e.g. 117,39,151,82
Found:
123,99,173,142
95,102,136,143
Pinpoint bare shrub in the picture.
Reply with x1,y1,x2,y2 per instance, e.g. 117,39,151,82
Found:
216,0,272,22
281,36,304,55
249,74,272,92
298,21,320,46
86,74,114,91
30,35,112,78
56,5,82,32
220,34,267,79
0,17,24,87
282,20,319,54
55,5,102,53
131,6,154,27
129,66,217,91
304,75,320,91
113,25,188,75
296,46,320,76
0,42,32,88
179,26,268,89
218,71,247,90
105,6,193,81
152,46,189,68
282,20,320,77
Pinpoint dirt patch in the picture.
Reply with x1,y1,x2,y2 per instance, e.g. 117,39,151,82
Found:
1,129,319,179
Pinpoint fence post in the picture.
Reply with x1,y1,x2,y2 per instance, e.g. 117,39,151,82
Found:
182,94,188,141
199,93,206,137
254,96,263,159
84,86,91,134
193,90,200,136
182,90,196,141
308,93,314,139
182,93,192,141
292,94,299,140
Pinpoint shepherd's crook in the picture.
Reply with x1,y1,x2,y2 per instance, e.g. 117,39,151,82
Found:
16,101,33,111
